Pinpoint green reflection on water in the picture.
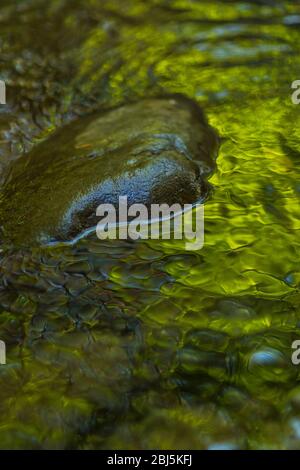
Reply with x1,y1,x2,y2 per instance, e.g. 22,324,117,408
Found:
0,0,300,450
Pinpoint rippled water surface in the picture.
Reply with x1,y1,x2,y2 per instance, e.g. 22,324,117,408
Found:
0,0,300,449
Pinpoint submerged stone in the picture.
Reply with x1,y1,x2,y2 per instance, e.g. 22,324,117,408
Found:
0,96,218,246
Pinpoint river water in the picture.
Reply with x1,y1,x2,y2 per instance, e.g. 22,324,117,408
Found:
0,0,300,449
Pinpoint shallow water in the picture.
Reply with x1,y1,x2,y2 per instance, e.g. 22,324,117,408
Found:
0,0,300,449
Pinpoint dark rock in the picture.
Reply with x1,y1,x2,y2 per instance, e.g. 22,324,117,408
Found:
0,96,218,246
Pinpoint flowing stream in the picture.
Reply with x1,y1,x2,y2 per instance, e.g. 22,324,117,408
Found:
0,0,300,449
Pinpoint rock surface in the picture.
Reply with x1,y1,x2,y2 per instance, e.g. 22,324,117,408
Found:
0,96,218,246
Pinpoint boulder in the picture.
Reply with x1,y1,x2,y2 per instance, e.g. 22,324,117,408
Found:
0,96,219,246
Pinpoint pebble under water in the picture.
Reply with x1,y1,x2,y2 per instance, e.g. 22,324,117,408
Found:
0,0,300,450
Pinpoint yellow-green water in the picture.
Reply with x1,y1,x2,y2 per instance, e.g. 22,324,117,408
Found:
0,0,300,449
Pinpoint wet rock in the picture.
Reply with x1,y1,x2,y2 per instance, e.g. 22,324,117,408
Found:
0,96,218,246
